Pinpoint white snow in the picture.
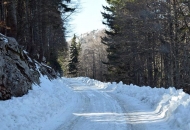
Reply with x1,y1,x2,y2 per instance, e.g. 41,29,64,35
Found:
0,33,8,43
0,76,190,130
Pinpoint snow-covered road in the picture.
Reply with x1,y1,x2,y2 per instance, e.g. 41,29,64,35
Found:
1,76,190,130
56,79,171,130
56,80,130,130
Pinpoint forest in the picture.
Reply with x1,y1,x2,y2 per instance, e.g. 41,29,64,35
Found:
101,0,190,93
0,0,75,75
1,0,190,93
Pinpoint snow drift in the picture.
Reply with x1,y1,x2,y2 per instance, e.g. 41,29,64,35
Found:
0,76,190,130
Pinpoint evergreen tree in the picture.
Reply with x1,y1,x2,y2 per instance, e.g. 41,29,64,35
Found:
101,1,126,82
101,0,190,93
68,34,80,77
0,0,75,75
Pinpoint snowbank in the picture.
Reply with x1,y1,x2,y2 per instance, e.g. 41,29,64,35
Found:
0,76,78,130
80,77,190,130
1,76,190,130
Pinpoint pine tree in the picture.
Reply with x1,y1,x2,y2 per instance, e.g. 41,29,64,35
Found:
68,34,79,77
101,1,125,82
0,0,75,75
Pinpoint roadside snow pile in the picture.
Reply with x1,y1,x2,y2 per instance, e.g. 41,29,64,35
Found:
0,75,78,130
1,76,190,130
78,77,108,89
80,77,190,130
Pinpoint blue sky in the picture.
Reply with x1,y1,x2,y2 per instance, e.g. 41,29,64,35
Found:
68,0,107,39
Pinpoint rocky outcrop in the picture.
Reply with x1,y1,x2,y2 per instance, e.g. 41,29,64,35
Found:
0,34,57,100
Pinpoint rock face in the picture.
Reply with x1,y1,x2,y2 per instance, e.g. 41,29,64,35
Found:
0,34,57,100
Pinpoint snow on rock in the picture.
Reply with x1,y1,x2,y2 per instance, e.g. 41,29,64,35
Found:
0,34,41,100
0,33,8,43
0,34,57,100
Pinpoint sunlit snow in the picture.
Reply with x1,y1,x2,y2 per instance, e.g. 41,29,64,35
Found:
0,76,190,130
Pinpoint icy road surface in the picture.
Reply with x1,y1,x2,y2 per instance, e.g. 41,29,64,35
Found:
56,78,171,130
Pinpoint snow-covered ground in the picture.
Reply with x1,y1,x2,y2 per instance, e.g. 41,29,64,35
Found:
0,75,190,130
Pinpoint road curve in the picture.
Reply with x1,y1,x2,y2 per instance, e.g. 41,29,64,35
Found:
56,79,148,130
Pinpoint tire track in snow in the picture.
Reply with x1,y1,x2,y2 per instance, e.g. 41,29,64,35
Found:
57,80,146,130
55,84,91,130
107,93,147,130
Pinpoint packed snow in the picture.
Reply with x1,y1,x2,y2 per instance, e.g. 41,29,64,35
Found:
0,75,190,130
